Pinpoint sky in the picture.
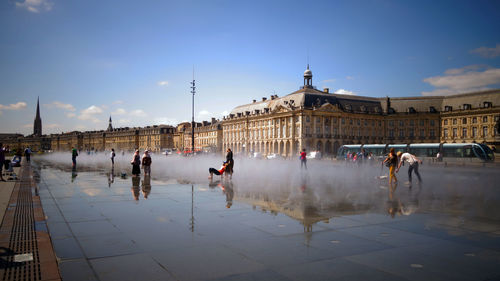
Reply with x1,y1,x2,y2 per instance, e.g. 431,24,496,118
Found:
0,0,499,135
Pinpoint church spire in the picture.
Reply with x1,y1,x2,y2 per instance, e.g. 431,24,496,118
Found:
33,96,42,136
107,115,113,131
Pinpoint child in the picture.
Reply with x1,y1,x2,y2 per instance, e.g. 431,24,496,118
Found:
209,162,227,180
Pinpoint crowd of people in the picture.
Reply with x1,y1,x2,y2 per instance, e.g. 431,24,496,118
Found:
0,143,32,181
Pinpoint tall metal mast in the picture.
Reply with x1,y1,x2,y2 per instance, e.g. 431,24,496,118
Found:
190,67,195,154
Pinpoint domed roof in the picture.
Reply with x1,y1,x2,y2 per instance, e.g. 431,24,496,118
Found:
304,65,312,77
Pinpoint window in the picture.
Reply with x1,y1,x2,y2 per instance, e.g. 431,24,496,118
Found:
316,117,320,123
399,129,404,137
333,128,338,135
316,127,320,134
430,129,435,138
389,120,394,126
482,126,487,137
306,116,310,122
349,119,353,125
333,118,337,124
462,128,467,138
389,129,394,138
453,119,457,125
483,116,488,123
430,120,435,126
409,129,414,137
444,128,448,138
379,121,382,127
399,120,404,127
410,120,414,126
462,118,467,125
472,117,477,124
357,119,360,126
420,129,425,137
341,118,345,125
453,128,457,138
420,120,425,126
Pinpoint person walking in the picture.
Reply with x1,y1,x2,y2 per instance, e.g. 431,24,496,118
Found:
225,148,234,179
382,148,398,186
71,147,78,167
142,150,152,176
396,151,422,186
24,147,32,162
300,148,307,169
131,150,141,176
0,143,6,181
110,148,116,165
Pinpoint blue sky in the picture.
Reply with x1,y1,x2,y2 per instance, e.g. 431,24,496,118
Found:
1,0,499,135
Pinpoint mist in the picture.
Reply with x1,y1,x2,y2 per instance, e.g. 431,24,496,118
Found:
34,151,500,223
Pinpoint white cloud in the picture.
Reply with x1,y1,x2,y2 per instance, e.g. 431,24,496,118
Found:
470,43,500,58
112,108,126,115
443,64,490,75
221,110,229,116
75,125,87,131
321,79,336,83
78,105,103,122
422,65,500,96
0,102,27,110
45,101,75,111
334,89,357,95
345,76,354,80
45,124,60,129
157,81,169,86
130,109,146,117
153,117,178,125
118,119,132,124
66,112,76,118
198,110,211,119
16,0,53,13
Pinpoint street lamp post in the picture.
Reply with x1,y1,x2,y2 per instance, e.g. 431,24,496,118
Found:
190,76,195,155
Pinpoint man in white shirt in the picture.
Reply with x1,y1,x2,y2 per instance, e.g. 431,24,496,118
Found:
396,151,422,185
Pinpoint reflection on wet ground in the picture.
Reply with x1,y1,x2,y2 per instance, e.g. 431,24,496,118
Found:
33,160,500,281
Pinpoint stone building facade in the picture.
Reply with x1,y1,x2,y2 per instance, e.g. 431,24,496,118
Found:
222,68,499,157
194,119,223,153
3,70,499,155
440,91,500,144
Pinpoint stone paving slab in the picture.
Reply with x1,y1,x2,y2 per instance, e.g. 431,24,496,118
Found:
0,161,61,281
33,160,500,281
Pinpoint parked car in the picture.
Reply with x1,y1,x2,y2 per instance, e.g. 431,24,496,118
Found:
251,152,263,159
266,153,282,160
307,151,322,159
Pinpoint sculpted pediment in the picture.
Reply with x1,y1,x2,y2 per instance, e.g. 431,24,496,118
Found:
316,103,341,112
272,104,291,114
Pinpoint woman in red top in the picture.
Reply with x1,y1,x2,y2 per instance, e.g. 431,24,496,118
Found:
300,148,307,170
209,162,227,179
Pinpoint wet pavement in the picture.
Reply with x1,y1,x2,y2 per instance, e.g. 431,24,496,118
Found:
33,159,500,281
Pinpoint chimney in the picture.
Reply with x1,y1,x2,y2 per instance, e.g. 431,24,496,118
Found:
262,97,267,101
253,99,256,103
323,88,329,93
211,117,216,123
